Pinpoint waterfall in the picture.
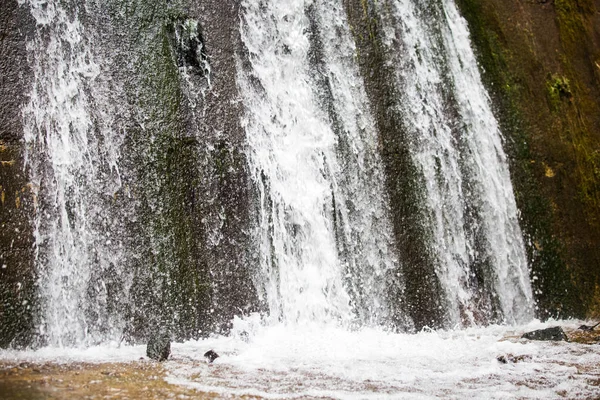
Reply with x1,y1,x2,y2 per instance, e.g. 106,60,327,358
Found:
238,0,354,325
17,0,534,347
375,0,533,325
239,0,532,329
440,0,533,324
309,0,411,329
21,0,125,346
238,0,410,327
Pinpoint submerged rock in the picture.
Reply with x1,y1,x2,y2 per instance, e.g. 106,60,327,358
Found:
496,354,531,364
204,350,219,363
521,326,568,341
577,322,600,331
146,332,171,361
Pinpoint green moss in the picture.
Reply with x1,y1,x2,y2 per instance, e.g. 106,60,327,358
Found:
546,74,572,110
555,0,594,45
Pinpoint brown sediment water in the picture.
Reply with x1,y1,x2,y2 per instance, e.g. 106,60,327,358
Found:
0,360,244,399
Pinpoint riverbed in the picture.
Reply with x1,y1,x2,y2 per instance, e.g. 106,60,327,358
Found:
1,320,599,399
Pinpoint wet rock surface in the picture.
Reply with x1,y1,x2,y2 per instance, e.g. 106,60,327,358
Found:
521,326,569,341
0,0,37,349
146,333,171,361
203,349,219,363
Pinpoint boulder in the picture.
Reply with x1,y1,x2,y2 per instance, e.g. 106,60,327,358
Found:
521,326,568,342
146,332,171,361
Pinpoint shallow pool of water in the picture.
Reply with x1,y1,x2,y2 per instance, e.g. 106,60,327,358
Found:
1,319,599,399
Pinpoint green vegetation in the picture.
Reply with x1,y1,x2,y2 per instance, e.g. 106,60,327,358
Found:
546,74,572,109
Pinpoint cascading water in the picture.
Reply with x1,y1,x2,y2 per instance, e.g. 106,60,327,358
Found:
309,0,411,329
16,0,533,346
440,0,533,324
21,0,125,346
239,0,532,329
238,0,353,325
374,0,533,327
238,0,414,328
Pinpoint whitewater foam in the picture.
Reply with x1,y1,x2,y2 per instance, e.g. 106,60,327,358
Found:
3,320,597,399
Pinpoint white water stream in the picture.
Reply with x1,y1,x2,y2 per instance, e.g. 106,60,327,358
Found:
377,0,533,326
239,0,407,328
20,0,125,346
239,0,353,325
311,0,408,329
440,0,533,324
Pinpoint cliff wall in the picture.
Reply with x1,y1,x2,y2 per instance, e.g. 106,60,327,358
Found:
0,0,36,348
456,0,600,318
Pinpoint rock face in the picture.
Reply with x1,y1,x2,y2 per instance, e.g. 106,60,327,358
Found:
455,0,600,319
146,333,171,362
0,0,36,348
114,0,260,341
521,326,569,342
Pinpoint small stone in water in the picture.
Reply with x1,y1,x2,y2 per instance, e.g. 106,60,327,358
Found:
578,321,600,331
146,332,171,361
496,354,531,364
204,350,219,363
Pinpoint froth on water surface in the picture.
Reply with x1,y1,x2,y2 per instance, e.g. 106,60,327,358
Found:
2,320,600,399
